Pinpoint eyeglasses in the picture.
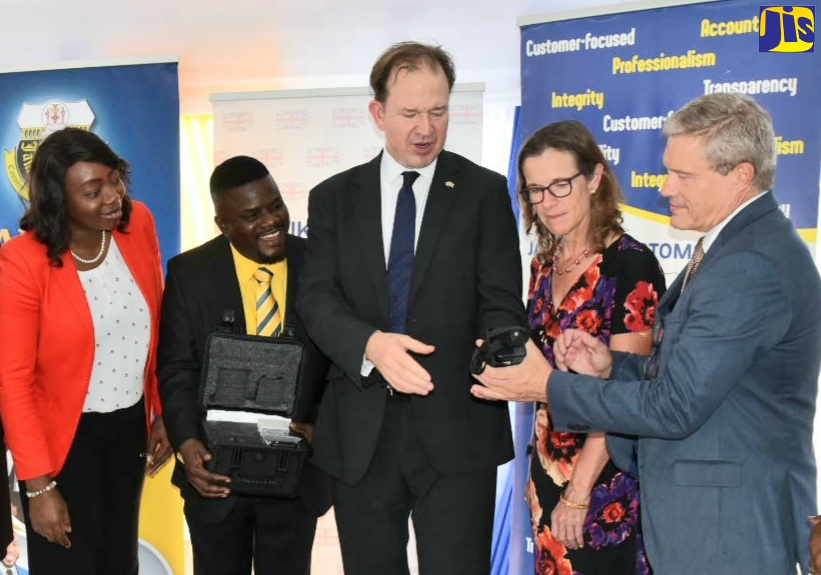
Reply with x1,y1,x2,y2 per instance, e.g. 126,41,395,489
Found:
520,172,583,204
643,319,664,379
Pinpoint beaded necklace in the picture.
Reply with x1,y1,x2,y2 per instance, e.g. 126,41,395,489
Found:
71,230,108,265
552,243,590,276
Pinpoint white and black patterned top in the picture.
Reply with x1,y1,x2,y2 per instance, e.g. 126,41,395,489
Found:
78,240,150,413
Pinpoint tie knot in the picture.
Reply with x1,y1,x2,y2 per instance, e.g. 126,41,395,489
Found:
402,171,420,188
254,267,273,284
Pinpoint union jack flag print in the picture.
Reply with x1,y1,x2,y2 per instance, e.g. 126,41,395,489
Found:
306,147,339,167
254,148,283,168
279,182,308,200
277,109,309,130
222,112,253,131
448,105,482,125
332,107,367,128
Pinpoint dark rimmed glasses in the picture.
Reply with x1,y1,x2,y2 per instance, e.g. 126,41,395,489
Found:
643,319,664,379
520,171,583,204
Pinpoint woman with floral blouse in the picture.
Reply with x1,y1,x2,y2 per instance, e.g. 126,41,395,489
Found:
517,120,666,575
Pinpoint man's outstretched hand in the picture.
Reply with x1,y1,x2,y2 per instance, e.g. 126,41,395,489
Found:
554,329,613,378
471,339,552,403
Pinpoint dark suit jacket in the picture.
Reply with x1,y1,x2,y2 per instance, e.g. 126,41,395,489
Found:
158,234,330,522
549,192,821,574
297,150,525,485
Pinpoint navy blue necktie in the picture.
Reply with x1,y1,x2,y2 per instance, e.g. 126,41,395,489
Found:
388,171,420,333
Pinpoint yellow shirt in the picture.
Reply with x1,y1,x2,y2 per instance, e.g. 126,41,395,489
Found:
229,244,288,335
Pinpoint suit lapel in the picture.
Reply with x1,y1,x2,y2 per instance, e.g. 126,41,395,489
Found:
285,235,302,299
657,271,683,319
710,192,777,253
211,236,247,333
53,256,94,339
284,235,303,329
410,151,460,301
353,155,391,323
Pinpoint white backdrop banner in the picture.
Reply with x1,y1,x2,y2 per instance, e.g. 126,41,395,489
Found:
212,85,484,240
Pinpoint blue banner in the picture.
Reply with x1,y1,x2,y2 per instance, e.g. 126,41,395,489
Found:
519,0,819,233
0,59,180,575
0,60,180,266
513,1,820,572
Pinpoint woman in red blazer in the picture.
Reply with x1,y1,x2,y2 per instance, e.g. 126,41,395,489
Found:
0,128,172,574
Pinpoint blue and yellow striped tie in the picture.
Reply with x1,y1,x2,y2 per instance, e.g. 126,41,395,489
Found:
254,267,282,337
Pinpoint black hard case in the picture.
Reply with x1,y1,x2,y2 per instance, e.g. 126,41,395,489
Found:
199,330,310,497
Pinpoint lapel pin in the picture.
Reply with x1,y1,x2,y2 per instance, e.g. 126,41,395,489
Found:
445,181,455,188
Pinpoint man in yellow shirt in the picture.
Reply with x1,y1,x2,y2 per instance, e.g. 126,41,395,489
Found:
158,156,329,575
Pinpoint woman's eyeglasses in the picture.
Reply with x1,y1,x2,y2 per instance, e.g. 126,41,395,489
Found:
519,172,583,204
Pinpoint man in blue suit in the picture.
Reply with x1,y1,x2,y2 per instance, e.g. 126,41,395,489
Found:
473,93,821,574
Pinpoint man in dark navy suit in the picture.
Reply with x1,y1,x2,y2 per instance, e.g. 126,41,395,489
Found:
298,42,525,575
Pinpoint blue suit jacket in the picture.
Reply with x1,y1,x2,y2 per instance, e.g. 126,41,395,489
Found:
549,192,821,574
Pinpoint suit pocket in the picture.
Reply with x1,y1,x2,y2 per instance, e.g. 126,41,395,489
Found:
673,459,742,487
326,364,369,391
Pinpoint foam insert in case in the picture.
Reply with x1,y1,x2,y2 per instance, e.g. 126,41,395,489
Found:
199,332,309,497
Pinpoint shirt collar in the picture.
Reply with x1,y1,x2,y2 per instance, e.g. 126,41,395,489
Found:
381,148,438,185
229,242,287,281
702,190,768,253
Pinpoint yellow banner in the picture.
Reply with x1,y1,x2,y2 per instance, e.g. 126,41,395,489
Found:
138,464,185,575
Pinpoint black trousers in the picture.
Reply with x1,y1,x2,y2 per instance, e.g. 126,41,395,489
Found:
0,436,13,549
185,494,317,575
20,400,146,575
332,397,497,575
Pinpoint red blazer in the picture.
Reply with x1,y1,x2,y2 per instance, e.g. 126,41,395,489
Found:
0,201,164,480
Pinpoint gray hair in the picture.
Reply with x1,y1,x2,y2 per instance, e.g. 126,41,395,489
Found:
664,93,776,191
